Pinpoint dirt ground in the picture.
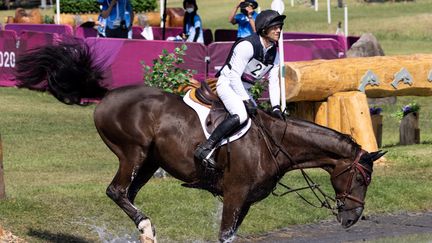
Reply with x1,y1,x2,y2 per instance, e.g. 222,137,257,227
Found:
237,211,432,243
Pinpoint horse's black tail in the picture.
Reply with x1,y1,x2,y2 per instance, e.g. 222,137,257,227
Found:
15,41,107,105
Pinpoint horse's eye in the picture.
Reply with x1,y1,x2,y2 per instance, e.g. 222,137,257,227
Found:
356,174,364,183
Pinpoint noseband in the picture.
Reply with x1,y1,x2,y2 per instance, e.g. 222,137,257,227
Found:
333,150,372,208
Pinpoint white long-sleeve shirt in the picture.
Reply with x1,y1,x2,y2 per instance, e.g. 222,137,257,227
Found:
219,38,281,108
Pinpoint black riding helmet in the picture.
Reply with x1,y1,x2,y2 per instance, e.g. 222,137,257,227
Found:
255,10,286,35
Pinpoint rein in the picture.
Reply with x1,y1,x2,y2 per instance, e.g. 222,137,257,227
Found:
253,114,370,214
253,115,336,213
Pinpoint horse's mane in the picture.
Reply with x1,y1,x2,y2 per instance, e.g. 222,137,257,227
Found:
284,116,361,158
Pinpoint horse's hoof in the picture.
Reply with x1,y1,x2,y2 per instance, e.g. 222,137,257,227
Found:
138,219,157,243
139,233,157,243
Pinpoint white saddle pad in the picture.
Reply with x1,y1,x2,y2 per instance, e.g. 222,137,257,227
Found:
183,90,251,146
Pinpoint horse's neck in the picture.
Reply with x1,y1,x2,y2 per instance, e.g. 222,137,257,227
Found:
264,116,359,171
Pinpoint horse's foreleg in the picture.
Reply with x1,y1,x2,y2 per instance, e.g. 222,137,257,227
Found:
219,190,250,243
106,146,157,241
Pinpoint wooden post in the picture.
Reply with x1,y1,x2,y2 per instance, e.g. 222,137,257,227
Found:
0,134,6,200
400,112,420,145
371,114,383,148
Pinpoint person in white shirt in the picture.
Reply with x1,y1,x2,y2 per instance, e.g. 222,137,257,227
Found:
194,9,286,168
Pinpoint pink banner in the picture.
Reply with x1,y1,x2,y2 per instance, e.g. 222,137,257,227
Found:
85,38,207,88
0,30,18,87
5,24,74,36
207,41,234,78
283,39,342,61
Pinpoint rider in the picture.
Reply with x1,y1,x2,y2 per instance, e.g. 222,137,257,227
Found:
194,9,286,168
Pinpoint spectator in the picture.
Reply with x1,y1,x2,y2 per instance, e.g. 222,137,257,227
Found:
229,0,258,39
98,0,134,39
182,0,204,43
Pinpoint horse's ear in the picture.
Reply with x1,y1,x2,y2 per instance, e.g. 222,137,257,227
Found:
361,150,387,166
364,150,387,162
368,150,387,162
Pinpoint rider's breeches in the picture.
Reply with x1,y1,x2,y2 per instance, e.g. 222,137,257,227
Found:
216,77,249,124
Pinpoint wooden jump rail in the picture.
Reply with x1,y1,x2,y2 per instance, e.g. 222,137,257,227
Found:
283,54,432,152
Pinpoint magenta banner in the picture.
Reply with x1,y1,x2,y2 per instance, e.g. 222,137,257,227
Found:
1,28,354,89
5,24,74,36
0,30,18,87
85,38,207,88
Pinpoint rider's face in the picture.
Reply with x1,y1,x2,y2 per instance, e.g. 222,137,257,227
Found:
265,25,282,43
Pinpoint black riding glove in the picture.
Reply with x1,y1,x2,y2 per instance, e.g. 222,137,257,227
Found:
244,99,257,117
271,105,285,120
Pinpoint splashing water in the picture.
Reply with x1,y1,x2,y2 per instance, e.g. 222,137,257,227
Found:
75,219,139,243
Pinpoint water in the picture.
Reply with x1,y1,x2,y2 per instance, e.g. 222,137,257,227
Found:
76,219,139,243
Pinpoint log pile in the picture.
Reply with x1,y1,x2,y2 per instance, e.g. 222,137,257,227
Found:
284,54,432,152
284,54,432,102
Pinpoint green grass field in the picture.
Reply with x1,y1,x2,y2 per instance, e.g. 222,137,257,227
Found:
1,0,432,242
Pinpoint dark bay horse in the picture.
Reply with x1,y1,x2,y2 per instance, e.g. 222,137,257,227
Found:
15,43,385,243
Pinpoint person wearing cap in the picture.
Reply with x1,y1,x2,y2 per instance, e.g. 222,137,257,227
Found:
195,9,286,168
228,0,259,39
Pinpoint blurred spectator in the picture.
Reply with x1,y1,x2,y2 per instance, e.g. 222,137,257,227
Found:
229,0,258,39
181,0,204,43
98,0,134,39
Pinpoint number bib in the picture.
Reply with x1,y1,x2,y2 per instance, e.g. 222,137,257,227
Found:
242,58,273,84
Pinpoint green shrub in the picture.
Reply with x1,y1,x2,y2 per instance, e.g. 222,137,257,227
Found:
58,0,157,14
142,44,195,96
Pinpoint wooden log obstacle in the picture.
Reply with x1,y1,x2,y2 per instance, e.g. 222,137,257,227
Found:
283,54,432,151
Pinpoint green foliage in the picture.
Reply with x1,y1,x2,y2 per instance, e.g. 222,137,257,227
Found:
132,0,157,12
142,44,195,95
43,15,54,24
392,101,420,120
58,0,157,14
57,0,100,14
250,80,271,110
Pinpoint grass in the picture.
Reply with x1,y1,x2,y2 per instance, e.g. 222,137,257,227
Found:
1,0,432,242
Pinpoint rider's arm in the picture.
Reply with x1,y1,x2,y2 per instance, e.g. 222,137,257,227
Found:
220,41,254,101
268,52,281,108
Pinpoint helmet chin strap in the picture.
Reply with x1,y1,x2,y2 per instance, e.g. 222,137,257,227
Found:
259,34,274,48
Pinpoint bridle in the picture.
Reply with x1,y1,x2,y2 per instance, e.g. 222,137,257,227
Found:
332,150,372,209
254,115,372,214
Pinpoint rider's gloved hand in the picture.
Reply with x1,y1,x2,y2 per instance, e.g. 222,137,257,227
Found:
271,105,285,120
243,99,257,117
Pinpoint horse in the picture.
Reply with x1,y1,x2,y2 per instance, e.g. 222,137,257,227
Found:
15,42,386,243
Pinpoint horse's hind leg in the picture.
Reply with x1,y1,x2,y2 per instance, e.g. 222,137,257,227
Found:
105,145,158,240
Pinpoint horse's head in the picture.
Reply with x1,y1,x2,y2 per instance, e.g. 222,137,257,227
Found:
330,150,386,228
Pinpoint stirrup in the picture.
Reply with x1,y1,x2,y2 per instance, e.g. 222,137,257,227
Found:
195,145,217,168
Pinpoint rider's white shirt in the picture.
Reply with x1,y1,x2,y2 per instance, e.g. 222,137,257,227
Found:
218,38,281,108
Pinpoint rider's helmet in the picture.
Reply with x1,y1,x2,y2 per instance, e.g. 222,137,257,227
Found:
255,10,286,36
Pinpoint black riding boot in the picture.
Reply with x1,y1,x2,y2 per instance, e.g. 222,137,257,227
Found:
194,114,241,168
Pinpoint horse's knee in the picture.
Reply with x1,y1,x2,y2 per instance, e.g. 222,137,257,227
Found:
106,184,123,202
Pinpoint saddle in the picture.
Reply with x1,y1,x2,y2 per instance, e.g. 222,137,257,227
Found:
189,79,229,134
